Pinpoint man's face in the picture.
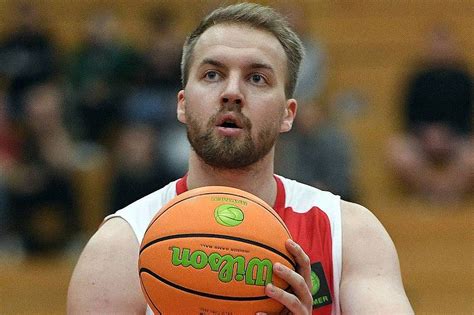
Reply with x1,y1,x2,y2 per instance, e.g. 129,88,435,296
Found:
177,24,296,170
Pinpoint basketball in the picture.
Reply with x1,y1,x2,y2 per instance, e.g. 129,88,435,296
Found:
138,186,295,314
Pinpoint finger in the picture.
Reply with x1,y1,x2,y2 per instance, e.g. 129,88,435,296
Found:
286,239,312,289
264,282,307,314
273,262,313,310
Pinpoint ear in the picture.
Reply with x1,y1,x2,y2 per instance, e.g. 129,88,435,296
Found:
280,98,297,133
177,90,186,124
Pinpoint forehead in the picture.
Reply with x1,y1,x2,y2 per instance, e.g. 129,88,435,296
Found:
190,23,287,74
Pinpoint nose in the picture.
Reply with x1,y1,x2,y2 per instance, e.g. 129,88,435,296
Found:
221,74,243,107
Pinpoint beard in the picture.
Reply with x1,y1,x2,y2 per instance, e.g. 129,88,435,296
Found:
186,109,280,170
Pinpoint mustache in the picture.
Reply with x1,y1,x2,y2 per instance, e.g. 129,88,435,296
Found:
221,102,242,113
209,107,252,130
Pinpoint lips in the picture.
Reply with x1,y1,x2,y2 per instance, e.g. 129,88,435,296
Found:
215,113,244,129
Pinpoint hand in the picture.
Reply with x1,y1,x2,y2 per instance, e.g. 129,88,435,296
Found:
257,239,313,315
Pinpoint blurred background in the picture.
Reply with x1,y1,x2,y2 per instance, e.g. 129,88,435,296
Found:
0,0,472,314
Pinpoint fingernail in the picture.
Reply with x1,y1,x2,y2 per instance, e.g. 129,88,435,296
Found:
267,283,275,293
289,239,297,247
274,262,283,272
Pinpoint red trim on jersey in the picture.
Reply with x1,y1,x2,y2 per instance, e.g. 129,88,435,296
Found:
176,175,188,195
273,175,286,209
273,177,334,315
276,205,334,315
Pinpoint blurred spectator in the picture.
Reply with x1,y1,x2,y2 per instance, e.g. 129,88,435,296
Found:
121,6,189,179
109,124,174,213
159,124,190,179
122,6,182,128
7,82,79,255
388,25,473,202
0,2,57,121
0,87,21,239
275,4,349,198
276,101,355,201
281,3,327,105
66,11,139,145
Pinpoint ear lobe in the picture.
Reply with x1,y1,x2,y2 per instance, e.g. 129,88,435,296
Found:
280,99,297,133
177,90,186,123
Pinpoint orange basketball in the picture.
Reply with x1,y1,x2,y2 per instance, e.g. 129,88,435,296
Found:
138,186,295,314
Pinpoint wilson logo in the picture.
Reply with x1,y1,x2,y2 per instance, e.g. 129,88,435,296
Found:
170,246,273,286
214,204,244,227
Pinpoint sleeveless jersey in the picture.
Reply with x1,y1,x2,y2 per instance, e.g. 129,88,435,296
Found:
105,175,342,315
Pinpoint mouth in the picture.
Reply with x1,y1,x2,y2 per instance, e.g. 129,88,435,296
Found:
220,121,240,129
215,113,243,129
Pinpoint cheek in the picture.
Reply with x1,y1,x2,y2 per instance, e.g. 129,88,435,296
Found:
185,85,219,114
251,106,284,134
262,96,286,121
185,102,219,133
183,93,205,121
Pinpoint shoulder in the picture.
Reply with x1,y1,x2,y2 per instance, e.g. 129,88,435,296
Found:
340,200,383,232
67,218,147,314
340,200,395,262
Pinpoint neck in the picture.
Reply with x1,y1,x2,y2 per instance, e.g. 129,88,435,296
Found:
186,150,277,206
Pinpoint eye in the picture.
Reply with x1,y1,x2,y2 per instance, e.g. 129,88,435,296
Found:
204,70,220,81
249,73,266,85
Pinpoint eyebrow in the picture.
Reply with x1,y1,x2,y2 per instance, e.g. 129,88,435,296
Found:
200,58,225,68
248,62,275,73
199,58,275,74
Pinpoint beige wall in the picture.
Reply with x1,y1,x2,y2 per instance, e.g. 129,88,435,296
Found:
0,1,472,314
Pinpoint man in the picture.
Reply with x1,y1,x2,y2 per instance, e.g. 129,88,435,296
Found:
68,3,414,314
388,25,473,203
